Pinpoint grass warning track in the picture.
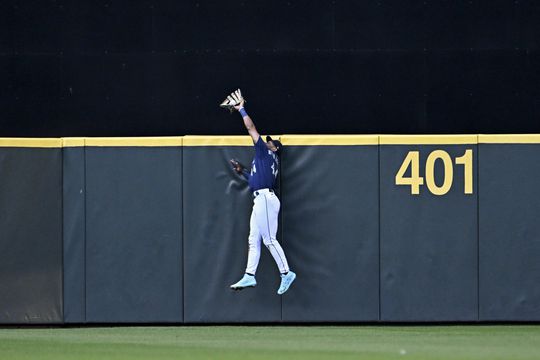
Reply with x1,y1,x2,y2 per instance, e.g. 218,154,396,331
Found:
0,325,539,360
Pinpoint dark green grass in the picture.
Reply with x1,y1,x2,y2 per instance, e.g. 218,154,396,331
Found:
0,325,539,359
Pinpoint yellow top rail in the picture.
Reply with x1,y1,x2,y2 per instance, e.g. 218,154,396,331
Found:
1,134,540,148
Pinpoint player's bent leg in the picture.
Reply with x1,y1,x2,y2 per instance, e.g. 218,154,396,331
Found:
255,194,290,273
262,237,290,274
252,192,296,294
261,234,296,294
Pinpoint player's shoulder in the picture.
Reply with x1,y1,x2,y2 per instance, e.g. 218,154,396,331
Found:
254,136,267,152
254,136,265,146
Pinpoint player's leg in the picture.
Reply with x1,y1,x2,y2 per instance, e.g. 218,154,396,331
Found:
254,192,296,294
254,192,289,274
245,207,262,275
230,206,259,290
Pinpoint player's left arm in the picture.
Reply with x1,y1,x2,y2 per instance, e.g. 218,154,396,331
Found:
230,159,250,181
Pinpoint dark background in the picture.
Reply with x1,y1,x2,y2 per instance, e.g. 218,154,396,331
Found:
1,0,539,136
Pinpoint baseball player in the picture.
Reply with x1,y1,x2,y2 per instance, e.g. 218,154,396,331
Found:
222,90,296,295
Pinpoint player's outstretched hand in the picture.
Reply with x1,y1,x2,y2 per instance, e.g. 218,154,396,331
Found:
220,89,245,112
233,99,245,111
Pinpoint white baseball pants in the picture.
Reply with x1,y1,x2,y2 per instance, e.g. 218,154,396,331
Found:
245,189,290,274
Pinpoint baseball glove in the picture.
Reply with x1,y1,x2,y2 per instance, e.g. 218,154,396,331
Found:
220,89,245,113
230,159,247,174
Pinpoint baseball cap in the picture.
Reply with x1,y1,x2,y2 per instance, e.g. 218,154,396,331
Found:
266,136,282,156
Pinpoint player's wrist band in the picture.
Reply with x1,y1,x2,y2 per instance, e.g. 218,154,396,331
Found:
239,108,248,118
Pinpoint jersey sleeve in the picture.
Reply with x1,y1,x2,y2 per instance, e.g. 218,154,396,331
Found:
254,136,267,156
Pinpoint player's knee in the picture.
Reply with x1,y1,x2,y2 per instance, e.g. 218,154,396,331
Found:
262,236,277,246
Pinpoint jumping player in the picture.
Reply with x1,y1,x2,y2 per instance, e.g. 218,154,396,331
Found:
228,98,296,295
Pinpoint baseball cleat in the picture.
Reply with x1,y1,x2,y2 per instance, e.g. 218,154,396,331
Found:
277,271,296,295
230,274,257,290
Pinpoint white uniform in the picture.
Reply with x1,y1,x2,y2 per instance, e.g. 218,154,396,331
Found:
244,137,290,275
246,188,289,274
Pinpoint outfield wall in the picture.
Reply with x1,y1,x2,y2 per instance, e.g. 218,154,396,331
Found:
1,135,539,324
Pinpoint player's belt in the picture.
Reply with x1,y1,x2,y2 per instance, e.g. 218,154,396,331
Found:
253,188,273,197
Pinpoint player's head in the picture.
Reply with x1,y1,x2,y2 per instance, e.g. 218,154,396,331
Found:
265,136,282,156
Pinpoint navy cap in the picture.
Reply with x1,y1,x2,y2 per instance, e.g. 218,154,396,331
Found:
266,136,282,156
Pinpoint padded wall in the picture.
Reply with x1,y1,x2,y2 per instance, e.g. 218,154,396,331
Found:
379,138,478,321
280,142,379,321
479,143,540,320
0,146,63,323
84,146,183,323
63,145,86,323
4,135,540,324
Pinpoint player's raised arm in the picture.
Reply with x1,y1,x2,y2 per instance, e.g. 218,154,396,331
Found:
219,89,260,143
234,100,259,143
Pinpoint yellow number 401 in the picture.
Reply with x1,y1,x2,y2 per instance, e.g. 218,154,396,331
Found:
395,149,473,195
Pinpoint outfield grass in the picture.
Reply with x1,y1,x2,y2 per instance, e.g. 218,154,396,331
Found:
0,325,539,360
